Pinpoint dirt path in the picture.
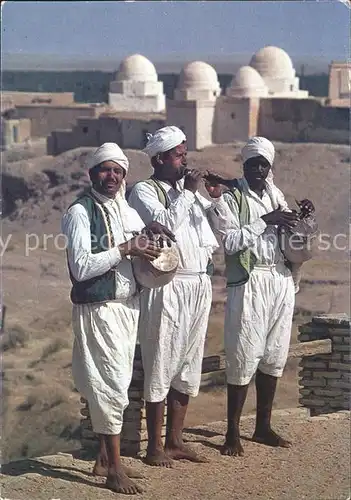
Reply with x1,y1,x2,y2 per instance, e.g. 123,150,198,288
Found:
1,409,349,500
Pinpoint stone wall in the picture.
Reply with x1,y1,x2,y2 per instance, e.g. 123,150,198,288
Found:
298,314,350,416
13,104,105,138
258,98,349,144
47,114,165,155
2,91,75,107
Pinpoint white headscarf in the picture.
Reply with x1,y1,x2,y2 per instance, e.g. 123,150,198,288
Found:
143,126,186,158
87,143,137,237
241,136,275,168
241,136,287,210
87,142,129,172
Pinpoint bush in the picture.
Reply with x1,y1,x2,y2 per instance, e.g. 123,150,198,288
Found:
0,326,28,351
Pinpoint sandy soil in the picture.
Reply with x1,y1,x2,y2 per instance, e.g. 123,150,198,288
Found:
1,410,350,500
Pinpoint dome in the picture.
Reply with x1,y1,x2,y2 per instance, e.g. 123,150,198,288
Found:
227,66,268,97
249,46,295,80
116,54,158,82
231,66,267,90
178,61,220,90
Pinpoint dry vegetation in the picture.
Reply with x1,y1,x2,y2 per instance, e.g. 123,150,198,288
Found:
1,141,349,463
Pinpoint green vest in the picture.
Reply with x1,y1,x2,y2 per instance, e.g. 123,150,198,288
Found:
136,177,214,276
224,186,257,287
68,193,117,304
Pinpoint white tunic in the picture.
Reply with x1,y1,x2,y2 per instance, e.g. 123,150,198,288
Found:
61,190,145,434
211,178,295,385
128,179,218,273
128,180,218,401
211,177,287,266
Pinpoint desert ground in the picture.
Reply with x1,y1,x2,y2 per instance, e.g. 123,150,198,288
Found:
1,141,350,464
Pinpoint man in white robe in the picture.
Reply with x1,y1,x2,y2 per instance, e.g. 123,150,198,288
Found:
128,126,219,467
62,142,173,494
206,137,314,456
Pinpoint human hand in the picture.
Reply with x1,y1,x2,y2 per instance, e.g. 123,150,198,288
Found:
119,234,161,261
184,169,203,193
261,207,299,229
204,181,223,199
142,221,176,248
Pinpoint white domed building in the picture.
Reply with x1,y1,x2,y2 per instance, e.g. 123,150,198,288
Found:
108,54,166,112
226,66,268,98
174,61,221,101
249,46,308,97
167,61,221,150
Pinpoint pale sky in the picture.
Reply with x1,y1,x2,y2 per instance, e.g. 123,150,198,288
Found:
2,1,349,61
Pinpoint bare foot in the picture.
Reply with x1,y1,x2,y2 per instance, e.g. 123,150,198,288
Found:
165,444,209,463
93,463,144,478
220,436,244,457
106,469,143,495
252,428,292,448
145,449,173,468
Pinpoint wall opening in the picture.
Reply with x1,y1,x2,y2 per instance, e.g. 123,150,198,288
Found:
82,126,89,134
12,125,18,143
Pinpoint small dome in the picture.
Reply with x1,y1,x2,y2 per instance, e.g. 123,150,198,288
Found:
231,66,267,90
249,46,295,80
116,54,158,82
178,61,220,90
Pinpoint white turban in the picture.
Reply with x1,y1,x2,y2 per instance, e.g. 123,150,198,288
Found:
143,126,186,158
241,136,275,167
87,142,129,172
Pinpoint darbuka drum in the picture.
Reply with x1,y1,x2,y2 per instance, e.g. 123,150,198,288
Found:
132,243,180,289
279,214,319,264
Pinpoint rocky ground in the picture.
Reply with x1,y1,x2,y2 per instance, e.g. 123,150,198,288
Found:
1,410,350,500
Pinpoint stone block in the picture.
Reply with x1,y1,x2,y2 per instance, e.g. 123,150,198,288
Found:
313,371,340,379
300,378,326,387
328,362,350,371
128,387,144,399
299,388,312,396
299,397,326,407
329,400,350,409
300,361,328,369
312,313,350,326
332,336,345,344
298,323,328,336
333,344,350,352
327,380,351,390
314,388,344,397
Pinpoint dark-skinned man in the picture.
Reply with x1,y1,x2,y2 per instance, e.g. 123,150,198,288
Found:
62,142,175,495
205,136,315,457
128,126,219,467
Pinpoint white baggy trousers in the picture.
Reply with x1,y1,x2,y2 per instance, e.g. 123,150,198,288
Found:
139,273,212,402
72,296,139,435
225,263,295,386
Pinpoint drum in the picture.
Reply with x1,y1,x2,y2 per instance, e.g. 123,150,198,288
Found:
279,214,319,264
132,243,180,289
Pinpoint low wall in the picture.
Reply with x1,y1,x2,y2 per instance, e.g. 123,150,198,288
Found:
298,314,350,416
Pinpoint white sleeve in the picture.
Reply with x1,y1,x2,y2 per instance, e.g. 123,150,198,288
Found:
128,181,195,231
210,193,267,255
61,204,122,282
